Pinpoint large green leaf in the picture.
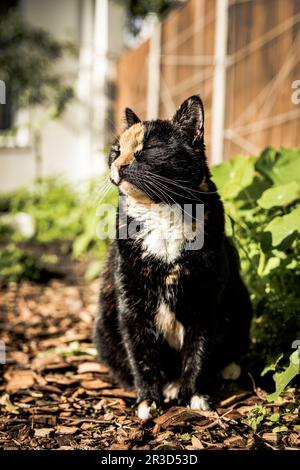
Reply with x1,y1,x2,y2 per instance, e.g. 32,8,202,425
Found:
264,205,300,246
212,155,255,199
268,348,300,402
258,181,300,209
256,148,300,186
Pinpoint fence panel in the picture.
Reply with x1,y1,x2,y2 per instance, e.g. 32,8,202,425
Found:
115,0,300,161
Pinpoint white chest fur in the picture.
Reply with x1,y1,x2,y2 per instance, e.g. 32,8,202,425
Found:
126,199,195,263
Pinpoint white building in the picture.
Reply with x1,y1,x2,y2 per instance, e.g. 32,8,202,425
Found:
0,0,126,191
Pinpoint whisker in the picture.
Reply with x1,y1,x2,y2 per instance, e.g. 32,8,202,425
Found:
141,177,196,221
145,170,217,195
144,173,206,206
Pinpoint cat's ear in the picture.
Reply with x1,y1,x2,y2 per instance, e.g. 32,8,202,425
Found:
124,107,141,128
171,95,204,143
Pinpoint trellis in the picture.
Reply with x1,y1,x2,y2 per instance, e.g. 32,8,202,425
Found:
115,0,300,162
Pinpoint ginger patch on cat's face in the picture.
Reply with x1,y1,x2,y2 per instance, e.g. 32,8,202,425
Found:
111,123,144,184
119,123,144,160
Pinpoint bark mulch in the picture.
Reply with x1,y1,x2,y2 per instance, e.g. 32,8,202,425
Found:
0,259,299,450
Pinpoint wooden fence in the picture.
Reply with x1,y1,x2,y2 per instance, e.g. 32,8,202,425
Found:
115,0,300,163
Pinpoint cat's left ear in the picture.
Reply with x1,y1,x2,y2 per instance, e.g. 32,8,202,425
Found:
125,107,141,128
171,95,204,143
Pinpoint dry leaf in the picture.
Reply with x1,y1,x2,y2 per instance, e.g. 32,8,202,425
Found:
154,431,173,442
191,435,204,449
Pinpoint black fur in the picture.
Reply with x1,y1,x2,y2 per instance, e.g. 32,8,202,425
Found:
95,95,252,413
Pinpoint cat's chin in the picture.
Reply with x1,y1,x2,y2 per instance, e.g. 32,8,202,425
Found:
119,180,153,204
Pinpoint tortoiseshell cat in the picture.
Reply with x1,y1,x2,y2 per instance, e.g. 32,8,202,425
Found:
95,96,252,419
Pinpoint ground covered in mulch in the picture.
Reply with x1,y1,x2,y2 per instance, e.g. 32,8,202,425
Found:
0,257,299,451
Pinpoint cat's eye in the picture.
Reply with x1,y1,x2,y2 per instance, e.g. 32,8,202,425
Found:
135,150,143,160
111,145,120,154
143,145,155,151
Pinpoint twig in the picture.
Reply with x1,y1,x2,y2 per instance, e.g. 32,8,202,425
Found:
59,416,116,426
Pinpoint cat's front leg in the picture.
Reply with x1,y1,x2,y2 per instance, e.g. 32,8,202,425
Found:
121,316,164,419
177,327,212,411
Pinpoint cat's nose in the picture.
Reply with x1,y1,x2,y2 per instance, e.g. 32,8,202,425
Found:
111,163,120,184
110,161,130,184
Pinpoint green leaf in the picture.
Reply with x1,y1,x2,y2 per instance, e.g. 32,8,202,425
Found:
256,147,300,186
260,256,280,276
255,147,278,180
212,155,255,199
264,205,300,247
85,260,102,281
261,354,284,376
244,405,266,431
258,181,300,209
272,425,288,433
268,348,300,402
269,413,280,422
178,433,192,441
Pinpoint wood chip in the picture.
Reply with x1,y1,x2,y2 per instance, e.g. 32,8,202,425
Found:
5,370,35,392
224,435,246,448
154,406,215,430
262,433,280,444
0,394,19,414
81,379,112,390
219,392,251,408
55,425,79,435
109,443,129,450
77,362,108,374
32,415,57,426
34,428,54,438
81,422,97,430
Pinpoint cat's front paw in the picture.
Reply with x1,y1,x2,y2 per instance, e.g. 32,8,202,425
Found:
136,400,159,420
178,386,211,411
188,394,210,411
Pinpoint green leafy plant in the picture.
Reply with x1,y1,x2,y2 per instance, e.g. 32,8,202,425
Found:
244,405,266,431
267,347,300,402
0,176,117,283
0,243,44,283
0,12,75,177
212,147,300,397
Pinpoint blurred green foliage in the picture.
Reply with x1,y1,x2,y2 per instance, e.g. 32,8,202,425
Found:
212,147,300,398
0,176,117,283
0,243,44,283
0,11,74,123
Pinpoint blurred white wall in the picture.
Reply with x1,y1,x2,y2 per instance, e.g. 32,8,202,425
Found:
0,0,126,191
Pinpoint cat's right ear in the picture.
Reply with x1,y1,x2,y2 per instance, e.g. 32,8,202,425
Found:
125,107,141,128
171,95,204,143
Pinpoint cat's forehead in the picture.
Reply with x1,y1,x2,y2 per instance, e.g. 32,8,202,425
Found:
119,123,145,155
